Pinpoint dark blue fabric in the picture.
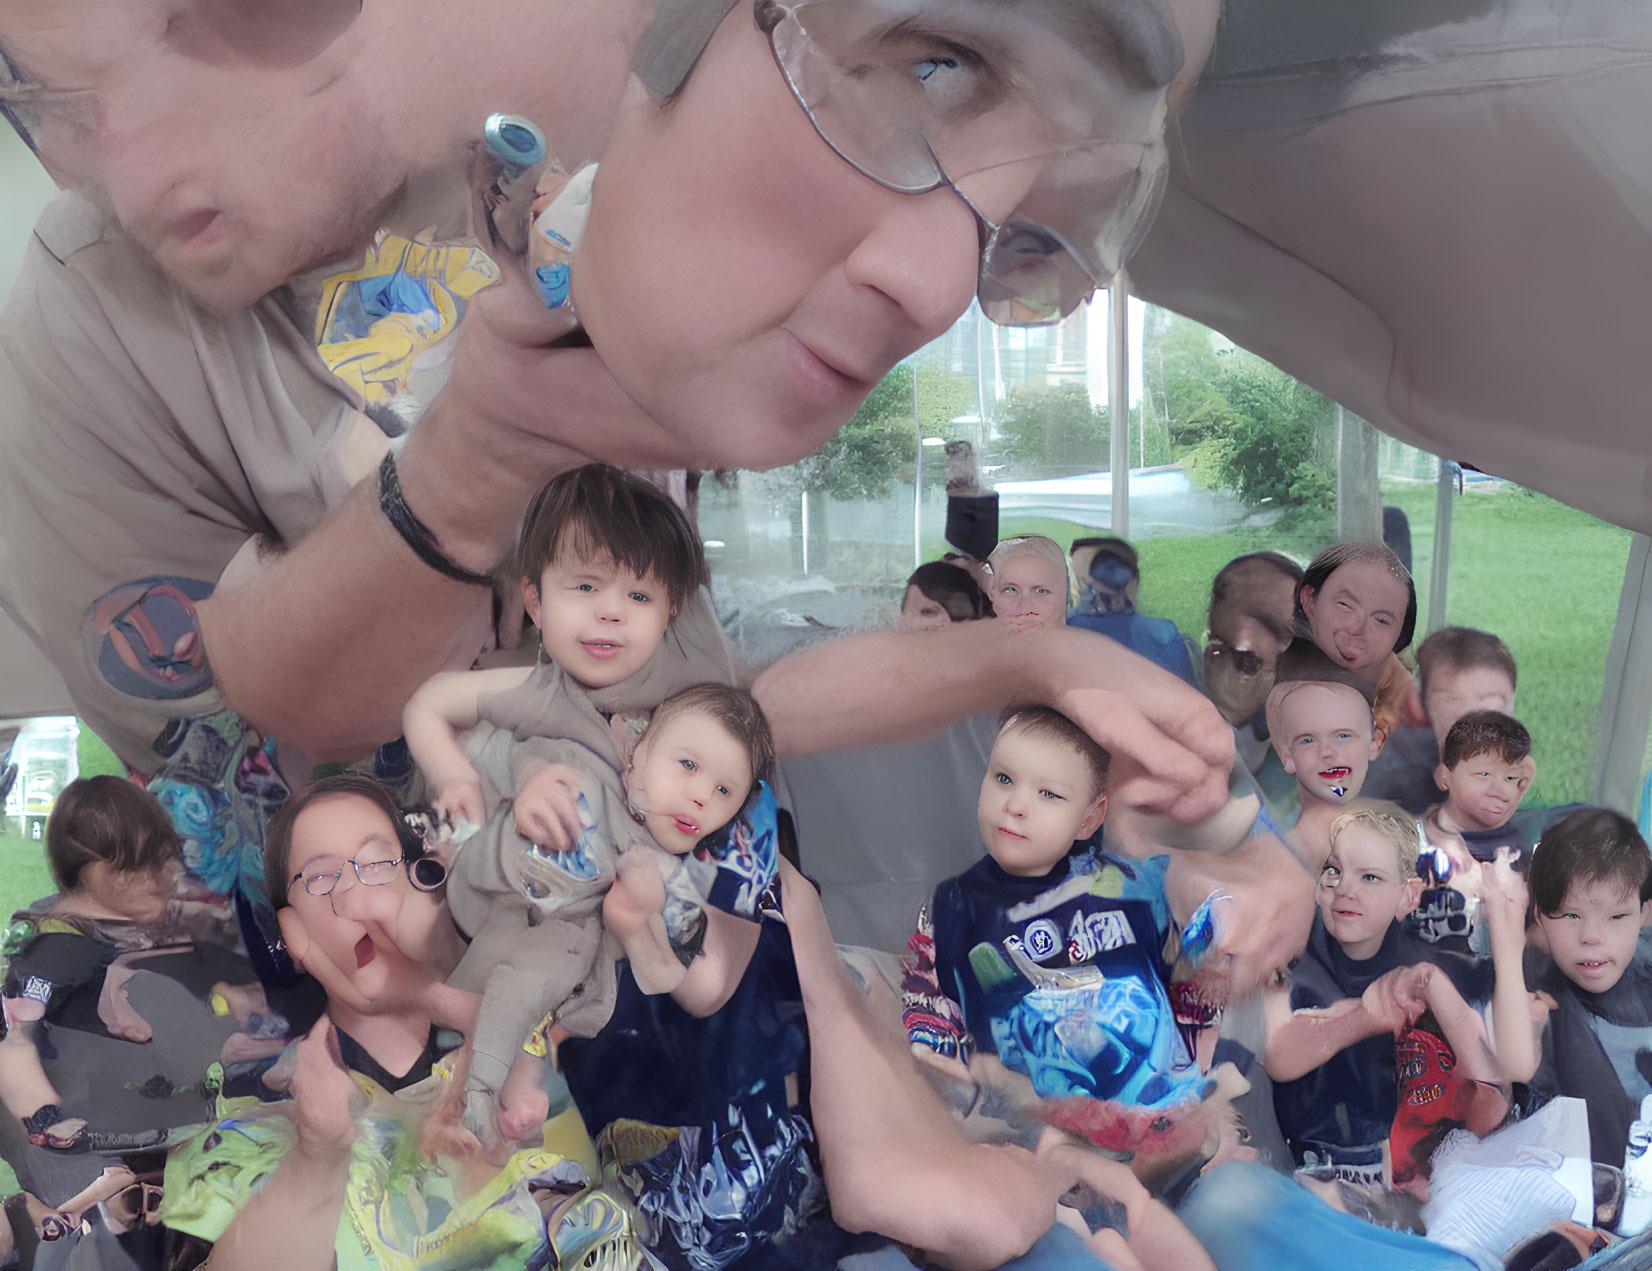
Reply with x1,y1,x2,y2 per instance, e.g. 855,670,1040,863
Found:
1066,611,1198,686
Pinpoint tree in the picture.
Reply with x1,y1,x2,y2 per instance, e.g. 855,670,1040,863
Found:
1142,309,1236,448
1205,358,1336,511
994,382,1110,476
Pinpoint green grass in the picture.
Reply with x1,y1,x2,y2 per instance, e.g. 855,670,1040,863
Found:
960,485,1634,811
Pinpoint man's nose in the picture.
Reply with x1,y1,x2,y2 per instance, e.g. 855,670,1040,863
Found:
841,184,982,344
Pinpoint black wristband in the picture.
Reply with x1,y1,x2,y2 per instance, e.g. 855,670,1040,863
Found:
377,451,495,587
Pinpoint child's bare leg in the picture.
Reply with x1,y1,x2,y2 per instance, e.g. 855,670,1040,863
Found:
498,1050,550,1143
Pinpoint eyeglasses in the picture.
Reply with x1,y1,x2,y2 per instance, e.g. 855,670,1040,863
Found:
0,51,97,159
1205,639,1266,679
755,0,1179,327
288,853,406,898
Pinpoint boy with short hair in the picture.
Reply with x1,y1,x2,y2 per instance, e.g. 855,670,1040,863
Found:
1407,710,1535,956
1266,639,1385,873
1264,806,1507,1187
403,465,772,1143
1518,809,1652,1166
1365,627,1518,815
902,704,1217,1270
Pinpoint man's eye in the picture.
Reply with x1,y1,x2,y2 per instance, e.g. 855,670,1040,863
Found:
1001,585,1017,596
1033,586,1051,596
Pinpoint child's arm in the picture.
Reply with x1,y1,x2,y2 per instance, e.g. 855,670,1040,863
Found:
669,907,762,1017
1471,851,1545,1083
402,664,534,823
1261,963,1432,1082
1421,964,1511,1135
0,1022,63,1123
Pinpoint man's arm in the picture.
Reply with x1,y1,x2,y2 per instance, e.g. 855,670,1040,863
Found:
751,623,1233,820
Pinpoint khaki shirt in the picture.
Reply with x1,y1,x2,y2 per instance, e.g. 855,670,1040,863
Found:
0,193,387,771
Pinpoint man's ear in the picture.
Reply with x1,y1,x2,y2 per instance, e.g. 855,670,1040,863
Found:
1079,794,1108,840
522,578,543,628
277,907,309,973
1396,875,1425,921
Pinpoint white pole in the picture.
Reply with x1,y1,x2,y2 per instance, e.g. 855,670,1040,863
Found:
1426,456,1454,634
912,364,923,569
1108,276,1131,538
800,489,809,576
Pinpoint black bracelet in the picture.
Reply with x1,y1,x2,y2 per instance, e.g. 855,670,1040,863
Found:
377,451,495,587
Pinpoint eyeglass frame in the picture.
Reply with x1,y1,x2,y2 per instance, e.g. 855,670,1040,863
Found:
287,852,409,898
1203,638,1267,679
752,0,1165,326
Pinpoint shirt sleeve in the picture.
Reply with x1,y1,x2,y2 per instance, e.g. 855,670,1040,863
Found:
901,898,969,1062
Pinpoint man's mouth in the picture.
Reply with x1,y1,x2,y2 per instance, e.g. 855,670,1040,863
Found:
354,935,376,968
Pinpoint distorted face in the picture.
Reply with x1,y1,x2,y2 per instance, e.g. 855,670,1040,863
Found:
76,859,177,925
1423,664,1517,753
275,794,417,1015
1539,880,1648,993
1318,824,1421,961
625,709,755,855
977,726,1105,877
525,553,673,690
1,0,403,311
898,584,956,633
992,554,1068,631
1204,613,1290,725
1436,751,1534,831
1276,683,1381,805
1300,559,1410,682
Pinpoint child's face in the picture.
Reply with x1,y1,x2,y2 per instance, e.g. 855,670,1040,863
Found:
1301,559,1409,678
1318,824,1421,960
524,554,674,690
898,585,955,633
977,726,1106,877
626,710,755,856
1277,683,1380,805
1436,751,1534,831
1540,880,1648,993
1423,665,1516,752
992,556,1067,631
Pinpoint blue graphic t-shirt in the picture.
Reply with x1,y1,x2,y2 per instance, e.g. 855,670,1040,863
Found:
905,851,1201,1109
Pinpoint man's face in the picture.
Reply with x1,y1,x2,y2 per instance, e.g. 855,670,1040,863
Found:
1437,751,1534,831
1301,559,1410,679
275,794,419,1016
1318,824,1419,961
1423,665,1516,753
2,0,404,310
573,0,1218,473
525,555,673,691
977,726,1105,876
1539,880,1648,994
625,709,754,855
1276,683,1380,805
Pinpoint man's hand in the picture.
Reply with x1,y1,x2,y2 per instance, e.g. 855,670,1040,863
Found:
1361,963,1434,1036
513,763,585,850
289,1018,362,1164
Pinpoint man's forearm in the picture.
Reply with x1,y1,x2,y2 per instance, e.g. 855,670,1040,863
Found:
200,399,569,761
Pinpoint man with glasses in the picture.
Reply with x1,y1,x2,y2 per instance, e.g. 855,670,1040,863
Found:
0,0,1227,844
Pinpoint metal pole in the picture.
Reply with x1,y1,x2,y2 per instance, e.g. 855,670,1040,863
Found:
800,489,809,576
1108,276,1130,539
1594,533,1652,815
912,363,923,569
1426,456,1455,634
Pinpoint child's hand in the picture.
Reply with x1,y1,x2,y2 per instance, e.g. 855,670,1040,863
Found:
1477,848,1529,941
603,861,666,940
514,763,584,850
1002,612,1046,634
435,768,486,829
1361,963,1434,1036
290,1018,363,1165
